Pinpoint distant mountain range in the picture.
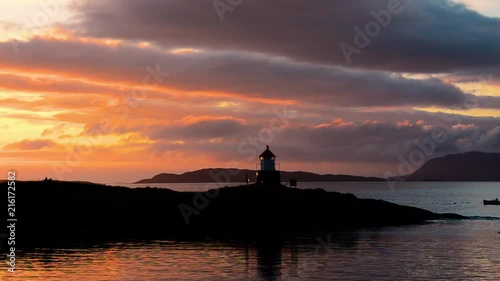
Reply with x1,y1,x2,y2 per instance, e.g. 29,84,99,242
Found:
405,151,500,181
135,169,384,183
135,152,500,184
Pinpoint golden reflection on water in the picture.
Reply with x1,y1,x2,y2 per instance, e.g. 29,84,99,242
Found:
0,220,499,281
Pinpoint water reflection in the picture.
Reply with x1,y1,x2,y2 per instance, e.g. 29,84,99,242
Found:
254,240,283,280
245,232,362,280
0,220,499,280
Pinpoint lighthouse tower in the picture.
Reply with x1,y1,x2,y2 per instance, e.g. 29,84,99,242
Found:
256,145,281,184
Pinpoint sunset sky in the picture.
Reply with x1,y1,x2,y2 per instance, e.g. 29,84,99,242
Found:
0,0,499,183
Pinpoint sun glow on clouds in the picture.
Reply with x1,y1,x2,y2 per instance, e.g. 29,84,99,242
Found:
170,48,200,54
138,42,151,49
216,101,240,108
455,82,500,97
34,27,123,47
0,0,499,182
0,0,75,42
177,115,247,126
417,107,500,118
456,0,500,17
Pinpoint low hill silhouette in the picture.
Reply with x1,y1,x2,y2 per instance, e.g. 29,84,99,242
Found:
135,168,383,183
405,152,500,181
2,181,463,245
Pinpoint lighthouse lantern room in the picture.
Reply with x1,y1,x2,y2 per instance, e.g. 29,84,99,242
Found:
256,145,281,184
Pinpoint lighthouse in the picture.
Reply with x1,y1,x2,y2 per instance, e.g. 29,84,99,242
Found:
256,145,281,184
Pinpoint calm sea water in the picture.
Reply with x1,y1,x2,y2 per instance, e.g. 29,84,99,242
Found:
1,182,499,280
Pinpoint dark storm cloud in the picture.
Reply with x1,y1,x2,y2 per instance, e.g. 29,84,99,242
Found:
276,121,500,163
73,0,500,73
478,95,500,109
2,39,497,109
149,118,253,140
147,116,500,164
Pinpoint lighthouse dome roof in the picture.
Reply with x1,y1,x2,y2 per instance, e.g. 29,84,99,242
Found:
259,145,276,158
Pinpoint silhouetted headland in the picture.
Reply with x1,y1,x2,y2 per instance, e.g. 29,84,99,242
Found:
404,152,500,181
2,181,464,245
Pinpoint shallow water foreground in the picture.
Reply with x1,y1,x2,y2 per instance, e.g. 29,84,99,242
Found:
1,219,498,281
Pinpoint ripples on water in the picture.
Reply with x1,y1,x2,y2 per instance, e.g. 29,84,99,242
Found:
1,220,498,281
1,182,499,280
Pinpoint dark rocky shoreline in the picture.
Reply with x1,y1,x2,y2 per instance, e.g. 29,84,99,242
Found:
1,181,464,245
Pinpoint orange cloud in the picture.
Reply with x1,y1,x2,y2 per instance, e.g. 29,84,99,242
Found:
178,115,247,125
4,139,57,150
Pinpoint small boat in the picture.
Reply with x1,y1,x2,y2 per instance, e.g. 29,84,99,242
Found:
483,198,500,205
